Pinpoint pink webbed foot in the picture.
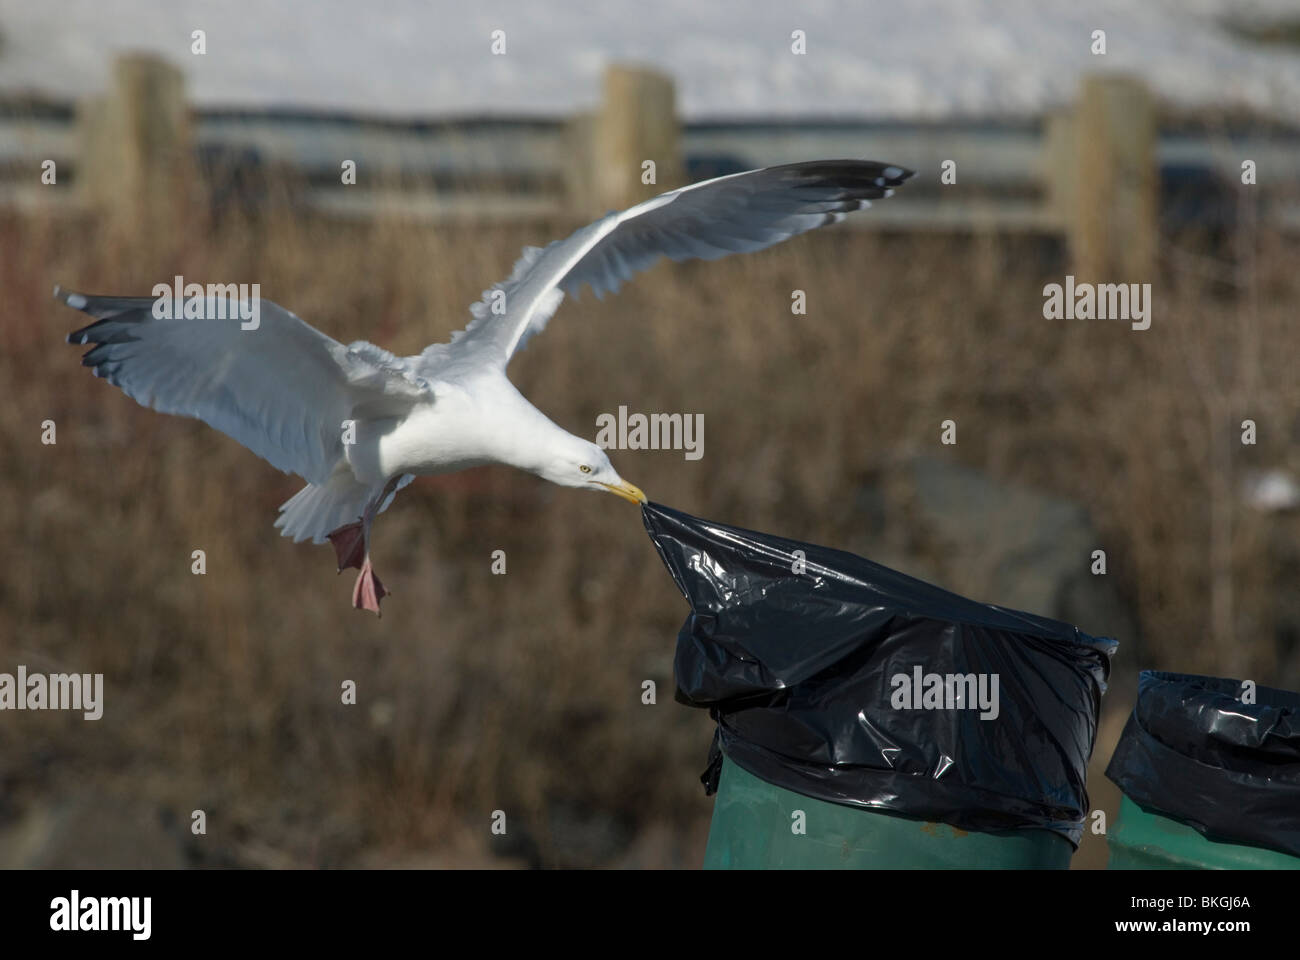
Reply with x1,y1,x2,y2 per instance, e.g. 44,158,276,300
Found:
327,521,366,572
352,557,388,616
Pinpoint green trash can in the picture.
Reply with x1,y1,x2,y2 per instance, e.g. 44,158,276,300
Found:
1108,795,1300,870
1106,671,1300,869
704,757,1074,870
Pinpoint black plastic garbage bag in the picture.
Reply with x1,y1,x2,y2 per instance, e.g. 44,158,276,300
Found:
1106,670,1300,857
643,501,1117,846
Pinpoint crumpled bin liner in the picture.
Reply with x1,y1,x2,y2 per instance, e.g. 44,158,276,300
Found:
642,501,1117,846
1106,670,1300,857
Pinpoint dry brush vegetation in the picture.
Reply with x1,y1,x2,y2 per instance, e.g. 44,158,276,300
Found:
1,196,1297,867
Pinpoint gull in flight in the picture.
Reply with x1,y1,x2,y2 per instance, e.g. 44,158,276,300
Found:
59,160,912,613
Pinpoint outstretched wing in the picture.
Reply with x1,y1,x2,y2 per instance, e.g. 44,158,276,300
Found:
59,287,430,484
433,160,913,369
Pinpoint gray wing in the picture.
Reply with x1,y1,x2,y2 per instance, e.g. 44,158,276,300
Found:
59,287,431,484
430,160,913,369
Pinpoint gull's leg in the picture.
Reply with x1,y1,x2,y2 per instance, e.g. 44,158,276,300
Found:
342,475,403,617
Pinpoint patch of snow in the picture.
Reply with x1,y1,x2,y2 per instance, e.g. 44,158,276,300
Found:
0,0,1298,120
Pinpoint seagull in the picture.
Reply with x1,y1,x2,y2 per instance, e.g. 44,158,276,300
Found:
59,159,913,614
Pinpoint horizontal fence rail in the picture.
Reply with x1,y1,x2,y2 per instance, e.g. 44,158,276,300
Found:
1,60,1298,241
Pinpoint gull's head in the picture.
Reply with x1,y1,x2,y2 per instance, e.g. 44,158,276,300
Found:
538,434,646,504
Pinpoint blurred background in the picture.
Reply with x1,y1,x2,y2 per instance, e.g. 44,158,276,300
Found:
2,0,1299,869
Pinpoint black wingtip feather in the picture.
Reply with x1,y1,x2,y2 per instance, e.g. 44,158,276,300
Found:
68,320,103,347
58,286,97,348
60,291,149,351
773,160,914,205
81,343,114,366
53,284,88,310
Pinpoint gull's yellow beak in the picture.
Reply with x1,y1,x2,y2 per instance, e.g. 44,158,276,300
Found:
596,479,647,504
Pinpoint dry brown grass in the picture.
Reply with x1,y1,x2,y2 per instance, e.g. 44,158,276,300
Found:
1,195,1298,867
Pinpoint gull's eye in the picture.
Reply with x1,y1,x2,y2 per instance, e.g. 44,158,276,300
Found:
579,464,592,474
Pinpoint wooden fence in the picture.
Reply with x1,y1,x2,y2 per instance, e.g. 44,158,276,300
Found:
3,55,1300,271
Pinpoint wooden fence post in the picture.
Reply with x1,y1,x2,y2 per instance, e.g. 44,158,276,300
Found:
1058,73,1157,281
584,64,683,215
79,53,195,242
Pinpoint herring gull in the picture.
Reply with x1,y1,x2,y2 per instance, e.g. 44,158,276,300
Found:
59,159,913,613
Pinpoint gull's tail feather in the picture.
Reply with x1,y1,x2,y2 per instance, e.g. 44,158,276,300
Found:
276,466,375,544
275,466,415,544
